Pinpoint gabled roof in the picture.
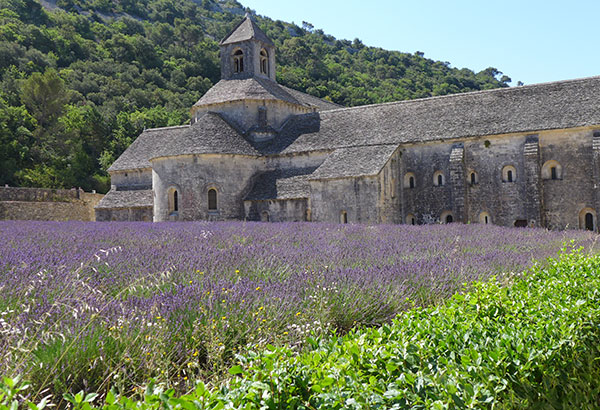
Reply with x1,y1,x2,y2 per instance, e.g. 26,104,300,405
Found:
108,125,189,172
279,85,341,111
310,145,398,180
245,167,317,201
95,189,153,209
220,14,275,46
111,76,600,173
275,75,600,154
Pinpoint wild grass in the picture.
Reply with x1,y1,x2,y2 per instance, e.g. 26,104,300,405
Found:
0,221,596,406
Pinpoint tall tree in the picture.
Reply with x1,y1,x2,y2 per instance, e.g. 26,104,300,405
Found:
21,69,69,130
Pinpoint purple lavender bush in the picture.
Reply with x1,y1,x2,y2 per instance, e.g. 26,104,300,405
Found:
0,221,595,402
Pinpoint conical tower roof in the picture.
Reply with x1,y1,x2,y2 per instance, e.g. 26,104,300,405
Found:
220,13,275,46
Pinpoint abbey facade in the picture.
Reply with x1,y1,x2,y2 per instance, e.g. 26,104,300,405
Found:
96,15,600,231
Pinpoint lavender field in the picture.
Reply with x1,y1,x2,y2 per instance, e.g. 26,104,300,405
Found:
0,221,596,401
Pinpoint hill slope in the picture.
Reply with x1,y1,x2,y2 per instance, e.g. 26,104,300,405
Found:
0,0,511,192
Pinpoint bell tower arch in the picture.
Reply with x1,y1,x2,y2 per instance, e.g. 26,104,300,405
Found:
219,13,276,81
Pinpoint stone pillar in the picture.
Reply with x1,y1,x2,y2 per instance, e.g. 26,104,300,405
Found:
591,131,600,226
449,143,466,222
523,135,543,227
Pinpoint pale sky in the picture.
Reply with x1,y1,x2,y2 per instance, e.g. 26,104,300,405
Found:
240,0,600,86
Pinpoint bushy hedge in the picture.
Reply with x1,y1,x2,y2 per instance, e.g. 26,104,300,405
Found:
3,247,600,409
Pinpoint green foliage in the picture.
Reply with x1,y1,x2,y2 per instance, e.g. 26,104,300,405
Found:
4,248,600,408
0,0,510,191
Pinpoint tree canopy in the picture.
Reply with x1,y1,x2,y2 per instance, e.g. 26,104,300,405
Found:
0,0,511,192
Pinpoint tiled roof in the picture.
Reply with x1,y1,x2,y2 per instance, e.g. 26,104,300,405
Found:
110,114,259,171
108,125,189,172
220,15,275,46
111,76,600,177
310,145,398,180
95,189,153,209
155,112,259,158
245,167,317,201
275,76,600,154
193,77,303,107
279,85,341,111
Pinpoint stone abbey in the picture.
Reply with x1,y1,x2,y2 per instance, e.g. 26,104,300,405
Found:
96,14,600,230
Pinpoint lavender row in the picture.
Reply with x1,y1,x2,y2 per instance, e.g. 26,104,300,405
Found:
0,221,595,400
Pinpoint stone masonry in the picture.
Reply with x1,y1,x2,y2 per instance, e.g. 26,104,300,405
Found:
96,14,600,231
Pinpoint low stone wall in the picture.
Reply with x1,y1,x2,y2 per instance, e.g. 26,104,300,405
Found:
0,187,104,221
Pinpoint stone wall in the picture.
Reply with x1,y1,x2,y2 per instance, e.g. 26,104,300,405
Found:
95,207,153,222
0,187,104,221
244,198,308,222
397,126,599,230
309,176,380,224
110,169,152,190
152,154,266,221
193,100,312,135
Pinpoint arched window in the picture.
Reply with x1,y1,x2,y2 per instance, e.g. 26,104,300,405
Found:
340,210,348,224
260,49,269,75
440,211,454,224
406,214,416,225
433,171,445,186
233,49,244,73
208,188,217,211
479,212,491,224
168,188,179,214
579,208,596,231
404,172,416,189
260,211,270,222
585,213,594,231
469,171,478,185
541,160,562,180
502,165,517,183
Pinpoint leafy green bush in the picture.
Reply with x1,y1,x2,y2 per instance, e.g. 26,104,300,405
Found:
4,247,600,409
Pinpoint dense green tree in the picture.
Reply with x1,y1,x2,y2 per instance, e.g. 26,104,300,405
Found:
0,0,511,192
21,69,69,130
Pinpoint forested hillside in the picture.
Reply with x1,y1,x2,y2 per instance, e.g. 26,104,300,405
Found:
0,0,512,192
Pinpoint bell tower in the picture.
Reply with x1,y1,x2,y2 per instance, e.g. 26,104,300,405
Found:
219,13,276,82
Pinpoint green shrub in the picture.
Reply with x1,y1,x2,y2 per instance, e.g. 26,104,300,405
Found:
4,248,600,409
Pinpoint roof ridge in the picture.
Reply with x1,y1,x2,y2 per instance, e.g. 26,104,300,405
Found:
320,75,600,115
220,14,274,46
144,125,190,132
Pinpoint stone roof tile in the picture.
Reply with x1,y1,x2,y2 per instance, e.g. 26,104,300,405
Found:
310,145,398,180
276,76,600,154
220,15,275,46
95,189,153,209
193,77,303,107
155,112,259,158
108,126,189,172
279,85,341,111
